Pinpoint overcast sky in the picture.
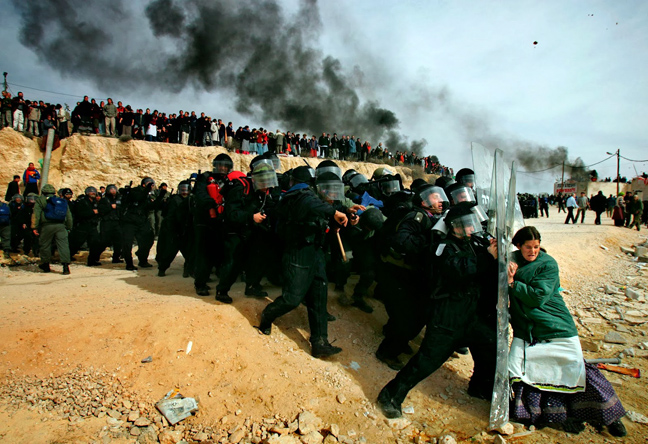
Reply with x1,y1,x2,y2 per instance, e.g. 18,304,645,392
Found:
2,0,646,192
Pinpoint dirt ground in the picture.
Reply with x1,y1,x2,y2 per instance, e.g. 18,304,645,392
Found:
0,210,647,444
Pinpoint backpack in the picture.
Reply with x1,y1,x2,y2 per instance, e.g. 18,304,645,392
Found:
0,203,10,225
44,196,68,222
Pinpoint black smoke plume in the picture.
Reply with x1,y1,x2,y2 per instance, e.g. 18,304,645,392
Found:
12,0,425,153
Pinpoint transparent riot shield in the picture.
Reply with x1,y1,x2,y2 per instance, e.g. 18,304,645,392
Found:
489,149,511,430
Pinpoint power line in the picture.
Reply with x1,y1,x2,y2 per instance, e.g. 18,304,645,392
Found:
7,82,85,98
519,153,616,174
620,155,648,163
518,163,562,174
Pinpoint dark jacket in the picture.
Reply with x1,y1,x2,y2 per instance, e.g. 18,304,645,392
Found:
276,184,336,248
98,194,122,222
509,250,578,343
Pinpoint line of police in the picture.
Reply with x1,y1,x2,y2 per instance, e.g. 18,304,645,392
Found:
4,156,498,416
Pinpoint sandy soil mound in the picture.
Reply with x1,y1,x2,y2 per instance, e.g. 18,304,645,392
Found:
0,128,423,197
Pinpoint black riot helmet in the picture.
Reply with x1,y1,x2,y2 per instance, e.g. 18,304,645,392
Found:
11,193,23,204
445,202,481,239
348,172,369,190
410,178,428,193
177,180,191,197
85,186,98,197
316,160,342,180
434,176,456,190
289,166,314,187
213,153,233,175
455,168,475,189
359,207,385,232
106,184,118,196
141,177,155,189
445,182,477,206
25,193,37,204
342,169,358,184
316,172,345,202
379,174,402,196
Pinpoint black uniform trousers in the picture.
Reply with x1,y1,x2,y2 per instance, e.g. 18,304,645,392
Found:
216,230,267,292
261,245,328,343
377,263,429,358
99,220,122,261
382,295,497,405
11,224,37,254
156,225,194,274
193,222,220,289
69,222,102,262
121,220,154,265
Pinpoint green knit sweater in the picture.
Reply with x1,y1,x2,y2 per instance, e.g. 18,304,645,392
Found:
509,250,578,343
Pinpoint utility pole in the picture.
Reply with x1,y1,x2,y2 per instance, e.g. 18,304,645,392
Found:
607,149,621,196
561,160,565,194
616,149,620,197
2,72,7,93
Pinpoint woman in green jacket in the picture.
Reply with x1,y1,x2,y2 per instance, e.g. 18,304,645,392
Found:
507,226,627,437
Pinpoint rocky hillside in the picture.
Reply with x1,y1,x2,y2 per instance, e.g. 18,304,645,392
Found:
0,128,423,197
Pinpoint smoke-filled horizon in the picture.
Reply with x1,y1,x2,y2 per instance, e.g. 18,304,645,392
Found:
11,0,593,176
12,0,432,155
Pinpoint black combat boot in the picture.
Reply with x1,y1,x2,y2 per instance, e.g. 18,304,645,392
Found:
375,349,404,371
38,262,51,273
245,285,268,298
62,264,71,275
311,338,342,359
195,286,210,296
377,386,402,419
157,269,166,277
351,297,373,313
125,257,137,271
215,290,233,303
257,314,272,335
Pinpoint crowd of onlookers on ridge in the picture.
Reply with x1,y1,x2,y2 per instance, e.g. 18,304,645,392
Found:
1,91,452,177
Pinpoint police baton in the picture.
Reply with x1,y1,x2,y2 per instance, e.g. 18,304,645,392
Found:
336,231,348,262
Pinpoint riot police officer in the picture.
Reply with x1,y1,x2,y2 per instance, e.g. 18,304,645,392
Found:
97,184,123,263
121,177,157,270
377,202,498,418
258,166,348,359
193,153,233,296
156,181,194,277
375,185,449,370
216,160,278,301
69,186,102,266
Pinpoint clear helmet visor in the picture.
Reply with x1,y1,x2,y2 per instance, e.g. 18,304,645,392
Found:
252,170,279,190
317,180,345,202
449,214,482,238
269,157,281,171
251,158,279,172
419,186,449,212
212,160,233,174
449,186,476,205
472,204,488,222
349,173,368,189
380,179,401,195
26,195,37,204
106,185,118,194
178,184,191,195
459,174,476,187
316,166,342,180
